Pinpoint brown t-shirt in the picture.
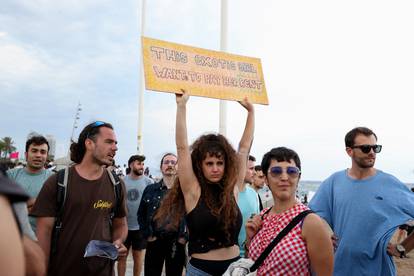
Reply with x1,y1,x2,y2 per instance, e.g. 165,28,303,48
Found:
31,167,127,276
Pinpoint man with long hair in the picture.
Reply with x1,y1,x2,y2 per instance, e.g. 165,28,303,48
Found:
32,121,128,276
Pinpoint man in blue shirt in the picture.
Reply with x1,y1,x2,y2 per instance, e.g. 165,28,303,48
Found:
237,155,260,257
309,127,414,275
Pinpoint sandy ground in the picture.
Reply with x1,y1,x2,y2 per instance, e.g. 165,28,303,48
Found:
115,253,138,276
116,252,188,276
395,251,414,276
392,231,414,276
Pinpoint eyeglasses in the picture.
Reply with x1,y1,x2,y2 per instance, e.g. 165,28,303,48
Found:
86,121,106,139
268,166,301,178
350,144,382,154
163,160,177,165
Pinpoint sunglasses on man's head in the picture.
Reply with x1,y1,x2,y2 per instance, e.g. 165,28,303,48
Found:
91,121,105,128
268,166,301,178
350,144,382,154
86,121,106,139
163,160,177,165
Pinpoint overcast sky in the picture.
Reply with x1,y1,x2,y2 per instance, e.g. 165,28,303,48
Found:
2,0,414,182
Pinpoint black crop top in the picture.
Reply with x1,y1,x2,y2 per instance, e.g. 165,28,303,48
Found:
186,185,242,255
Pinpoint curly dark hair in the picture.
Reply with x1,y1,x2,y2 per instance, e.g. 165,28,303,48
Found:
154,133,240,241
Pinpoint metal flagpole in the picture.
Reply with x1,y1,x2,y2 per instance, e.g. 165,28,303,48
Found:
137,0,146,154
219,0,228,135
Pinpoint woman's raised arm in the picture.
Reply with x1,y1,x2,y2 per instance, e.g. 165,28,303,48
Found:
175,91,200,209
236,97,255,192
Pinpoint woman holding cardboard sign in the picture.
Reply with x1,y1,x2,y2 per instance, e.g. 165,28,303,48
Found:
155,90,254,275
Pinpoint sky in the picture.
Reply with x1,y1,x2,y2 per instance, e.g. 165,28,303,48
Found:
1,0,414,182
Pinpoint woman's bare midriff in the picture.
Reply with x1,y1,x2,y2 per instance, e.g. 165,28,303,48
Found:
191,245,240,260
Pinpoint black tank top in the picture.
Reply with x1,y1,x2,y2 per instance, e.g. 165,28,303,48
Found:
186,184,242,255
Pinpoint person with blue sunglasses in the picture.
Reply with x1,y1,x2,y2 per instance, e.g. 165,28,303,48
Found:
245,147,334,275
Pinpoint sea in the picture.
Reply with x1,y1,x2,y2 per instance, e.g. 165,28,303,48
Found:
298,180,414,202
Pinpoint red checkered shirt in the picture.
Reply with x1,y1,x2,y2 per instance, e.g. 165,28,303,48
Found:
249,203,311,276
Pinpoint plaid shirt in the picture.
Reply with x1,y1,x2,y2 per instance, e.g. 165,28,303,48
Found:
249,203,311,276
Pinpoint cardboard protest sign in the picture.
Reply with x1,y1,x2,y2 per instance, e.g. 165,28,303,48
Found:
142,36,268,105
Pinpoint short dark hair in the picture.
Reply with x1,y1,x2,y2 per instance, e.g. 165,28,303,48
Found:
248,155,256,162
160,153,177,169
70,121,113,164
128,155,145,167
26,136,50,152
254,165,262,172
345,127,377,147
261,147,301,177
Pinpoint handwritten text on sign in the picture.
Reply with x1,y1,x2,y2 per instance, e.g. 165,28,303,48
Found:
142,37,268,105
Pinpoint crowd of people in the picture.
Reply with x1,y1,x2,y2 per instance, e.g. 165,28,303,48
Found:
1,91,414,276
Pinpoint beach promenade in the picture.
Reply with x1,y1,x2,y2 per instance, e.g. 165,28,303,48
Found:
396,251,414,276
115,254,169,276
392,232,414,276
115,254,138,276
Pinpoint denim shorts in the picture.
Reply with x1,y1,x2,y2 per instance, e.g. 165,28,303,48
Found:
186,261,212,276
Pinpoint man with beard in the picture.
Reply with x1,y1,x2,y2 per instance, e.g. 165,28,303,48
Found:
117,154,153,276
32,121,128,276
138,153,187,276
309,127,414,275
237,155,260,257
7,135,53,234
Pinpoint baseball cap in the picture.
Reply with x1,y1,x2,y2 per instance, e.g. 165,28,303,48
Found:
128,155,145,166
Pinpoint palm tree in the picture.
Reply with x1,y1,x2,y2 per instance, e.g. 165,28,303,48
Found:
0,140,5,158
0,137,16,159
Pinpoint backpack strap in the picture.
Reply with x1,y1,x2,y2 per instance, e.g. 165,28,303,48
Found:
51,167,121,255
249,209,314,272
51,167,69,255
106,168,122,220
